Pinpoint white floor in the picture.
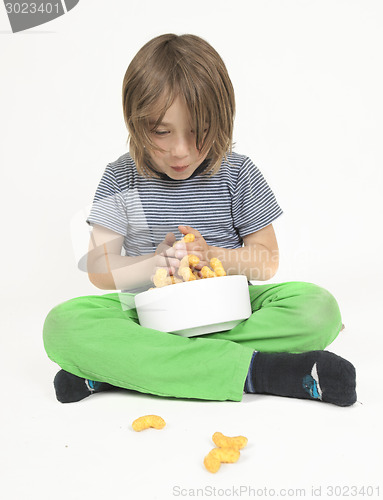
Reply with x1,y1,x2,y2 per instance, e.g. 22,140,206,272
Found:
1,281,382,500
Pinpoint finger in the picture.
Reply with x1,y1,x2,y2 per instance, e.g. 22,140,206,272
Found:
173,240,202,251
178,225,202,238
161,256,180,268
193,261,208,271
161,248,178,260
173,241,187,251
162,246,176,257
153,265,177,276
178,225,190,236
164,232,176,246
174,249,188,259
155,241,172,255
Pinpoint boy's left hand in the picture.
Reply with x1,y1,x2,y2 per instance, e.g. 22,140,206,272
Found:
174,225,211,270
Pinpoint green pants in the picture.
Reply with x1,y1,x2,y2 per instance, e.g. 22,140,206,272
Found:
43,281,342,401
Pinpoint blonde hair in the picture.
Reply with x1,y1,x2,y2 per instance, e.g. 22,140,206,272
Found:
122,33,235,177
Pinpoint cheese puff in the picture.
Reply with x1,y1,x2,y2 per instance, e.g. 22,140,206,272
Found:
169,275,183,284
201,266,216,279
173,233,195,247
179,266,197,282
210,447,240,463
188,254,200,267
212,432,248,450
153,268,169,288
179,254,200,270
132,415,166,431
153,273,183,288
203,450,221,473
210,258,226,277
179,255,190,270
181,233,195,244
203,447,240,473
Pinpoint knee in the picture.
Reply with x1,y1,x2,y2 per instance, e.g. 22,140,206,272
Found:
297,282,342,348
43,298,79,357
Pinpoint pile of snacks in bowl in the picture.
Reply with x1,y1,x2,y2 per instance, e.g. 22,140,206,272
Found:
152,233,226,288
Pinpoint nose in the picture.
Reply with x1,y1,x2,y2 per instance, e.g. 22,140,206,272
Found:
169,133,192,158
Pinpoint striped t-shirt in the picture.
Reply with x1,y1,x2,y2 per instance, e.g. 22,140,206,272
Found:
86,151,283,292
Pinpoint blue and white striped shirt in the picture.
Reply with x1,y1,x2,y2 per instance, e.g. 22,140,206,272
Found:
86,151,283,291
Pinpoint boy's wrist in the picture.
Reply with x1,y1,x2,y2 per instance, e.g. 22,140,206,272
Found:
107,252,156,290
206,245,227,263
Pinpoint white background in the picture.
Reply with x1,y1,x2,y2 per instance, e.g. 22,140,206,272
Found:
0,1,382,499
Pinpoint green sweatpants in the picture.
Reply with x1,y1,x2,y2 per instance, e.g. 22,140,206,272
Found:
43,281,342,401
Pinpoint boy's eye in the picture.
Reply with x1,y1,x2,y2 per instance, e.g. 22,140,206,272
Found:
154,130,169,136
154,128,208,136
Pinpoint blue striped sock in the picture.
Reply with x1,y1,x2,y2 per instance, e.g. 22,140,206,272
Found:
244,351,258,393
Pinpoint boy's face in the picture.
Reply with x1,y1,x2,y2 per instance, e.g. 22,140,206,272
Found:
147,96,209,180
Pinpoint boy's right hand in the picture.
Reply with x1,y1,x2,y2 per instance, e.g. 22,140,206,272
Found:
153,232,180,278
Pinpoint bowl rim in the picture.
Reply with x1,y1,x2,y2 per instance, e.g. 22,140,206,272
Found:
134,274,249,300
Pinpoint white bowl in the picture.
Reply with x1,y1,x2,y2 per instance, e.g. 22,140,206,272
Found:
134,275,252,337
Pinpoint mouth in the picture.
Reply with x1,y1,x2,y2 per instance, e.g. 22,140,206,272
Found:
170,165,189,172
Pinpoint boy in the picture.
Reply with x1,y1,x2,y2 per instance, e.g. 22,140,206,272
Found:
43,34,356,406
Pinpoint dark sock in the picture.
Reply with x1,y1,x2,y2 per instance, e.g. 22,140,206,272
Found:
53,370,114,403
244,350,357,407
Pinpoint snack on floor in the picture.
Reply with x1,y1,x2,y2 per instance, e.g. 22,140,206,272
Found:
204,432,248,473
132,415,166,431
212,431,248,450
204,447,241,473
203,450,222,473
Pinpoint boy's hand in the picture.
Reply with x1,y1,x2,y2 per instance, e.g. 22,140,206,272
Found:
173,225,211,271
153,232,179,277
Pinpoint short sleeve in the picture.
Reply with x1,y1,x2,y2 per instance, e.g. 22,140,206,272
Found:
86,165,128,236
232,157,283,238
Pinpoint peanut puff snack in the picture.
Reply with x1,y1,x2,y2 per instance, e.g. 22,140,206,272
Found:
152,233,226,288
